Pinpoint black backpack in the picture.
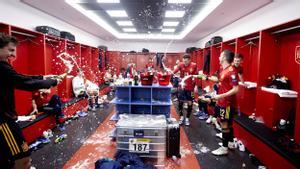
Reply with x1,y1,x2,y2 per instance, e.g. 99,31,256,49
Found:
211,36,223,44
36,26,60,37
60,31,75,41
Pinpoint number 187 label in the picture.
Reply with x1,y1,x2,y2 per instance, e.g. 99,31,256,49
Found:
129,138,150,153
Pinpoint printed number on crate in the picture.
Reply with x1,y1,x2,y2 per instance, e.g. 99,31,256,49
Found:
129,138,150,153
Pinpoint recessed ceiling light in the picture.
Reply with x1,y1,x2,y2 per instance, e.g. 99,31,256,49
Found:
106,10,128,17
165,11,185,18
123,28,137,32
162,28,176,33
168,0,192,4
116,21,133,26
163,21,179,26
97,0,120,3
66,0,223,39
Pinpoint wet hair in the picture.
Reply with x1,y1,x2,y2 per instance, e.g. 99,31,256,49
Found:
234,53,243,60
182,53,191,59
222,50,234,64
0,33,18,48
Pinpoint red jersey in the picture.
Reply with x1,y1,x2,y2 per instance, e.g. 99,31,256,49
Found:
234,65,243,75
146,62,154,70
217,65,238,107
32,91,50,107
173,62,197,91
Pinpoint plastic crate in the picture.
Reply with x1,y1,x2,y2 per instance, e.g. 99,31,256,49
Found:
116,114,167,163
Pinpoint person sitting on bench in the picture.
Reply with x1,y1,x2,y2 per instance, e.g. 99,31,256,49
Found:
30,89,66,131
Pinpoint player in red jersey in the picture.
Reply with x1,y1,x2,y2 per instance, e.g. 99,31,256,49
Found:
233,53,244,83
145,57,154,71
198,50,239,155
172,54,197,126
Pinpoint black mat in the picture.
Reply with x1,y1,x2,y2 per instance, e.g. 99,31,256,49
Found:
173,102,258,169
31,103,113,169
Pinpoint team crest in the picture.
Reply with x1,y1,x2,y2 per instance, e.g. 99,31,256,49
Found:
231,74,237,80
295,46,300,64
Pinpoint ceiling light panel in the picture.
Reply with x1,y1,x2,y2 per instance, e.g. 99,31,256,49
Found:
168,0,192,4
97,0,120,3
106,10,128,17
165,11,185,18
66,0,223,39
163,21,179,26
162,28,176,33
116,21,133,26
123,28,137,32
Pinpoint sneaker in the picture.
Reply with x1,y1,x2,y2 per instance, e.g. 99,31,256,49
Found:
198,113,209,120
92,106,96,111
77,111,88,117
185,118,190,126
193,111,201,116
238,140,245,151
179,116,184,125
215,122,222,131
216,133,222,139
206,116,213,124
212,146,228,156
57,125,65,132
219,142,237,149
211,117,217,124
37,137,51,144
233,138,238,148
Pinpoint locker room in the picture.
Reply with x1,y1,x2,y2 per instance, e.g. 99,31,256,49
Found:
0,0,300,169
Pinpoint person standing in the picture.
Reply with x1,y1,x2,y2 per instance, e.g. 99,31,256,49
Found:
172,54,197,126
233,54,244,83
0,33,63,169
201,50,239,155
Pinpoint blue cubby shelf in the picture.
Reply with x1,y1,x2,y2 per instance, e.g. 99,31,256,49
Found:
113,84,172,117
111,98,130,105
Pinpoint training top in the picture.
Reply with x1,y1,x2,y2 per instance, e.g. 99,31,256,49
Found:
0,61,57,122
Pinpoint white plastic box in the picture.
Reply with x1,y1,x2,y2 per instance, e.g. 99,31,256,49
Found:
116,114,167,166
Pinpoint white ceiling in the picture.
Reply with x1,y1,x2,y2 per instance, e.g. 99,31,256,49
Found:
21,0,272,42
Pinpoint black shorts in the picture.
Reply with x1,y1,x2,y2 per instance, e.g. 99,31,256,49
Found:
215,105,235,123
0,120,30,168
178,90,194,101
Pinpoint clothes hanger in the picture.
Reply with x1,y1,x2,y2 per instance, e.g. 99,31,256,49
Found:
19,37,40,46
241,41,257,56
